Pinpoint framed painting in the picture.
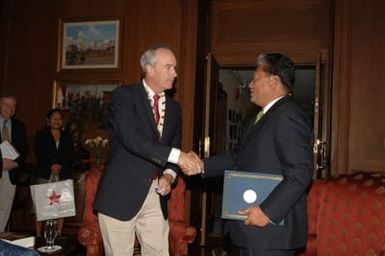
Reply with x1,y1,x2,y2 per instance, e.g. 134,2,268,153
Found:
59,18,122,70
52,81,119,141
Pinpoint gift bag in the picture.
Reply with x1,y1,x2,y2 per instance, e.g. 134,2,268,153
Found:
30,179,76,221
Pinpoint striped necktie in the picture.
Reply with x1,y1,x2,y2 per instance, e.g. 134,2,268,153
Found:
153,94,160,126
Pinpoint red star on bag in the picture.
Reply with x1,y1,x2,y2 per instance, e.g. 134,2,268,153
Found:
47,191,61,205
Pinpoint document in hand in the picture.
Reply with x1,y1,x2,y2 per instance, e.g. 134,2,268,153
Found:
0,140,20,160
221,170,283,221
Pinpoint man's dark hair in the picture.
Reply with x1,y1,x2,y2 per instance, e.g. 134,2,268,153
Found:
256,53,295,90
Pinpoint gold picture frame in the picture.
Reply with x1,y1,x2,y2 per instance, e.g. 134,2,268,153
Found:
58,17,123,71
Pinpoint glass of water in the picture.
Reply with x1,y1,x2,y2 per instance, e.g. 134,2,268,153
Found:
44,219,57,249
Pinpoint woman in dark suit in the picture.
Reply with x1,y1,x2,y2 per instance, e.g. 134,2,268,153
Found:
33,108,73,238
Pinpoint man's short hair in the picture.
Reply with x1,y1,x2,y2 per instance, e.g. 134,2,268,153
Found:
0,93,17,104
256,53,295,90
140,44,172,77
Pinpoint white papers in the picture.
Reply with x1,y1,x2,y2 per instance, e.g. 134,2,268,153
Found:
0,140,19,160
0,233,35,248
1,236,35,248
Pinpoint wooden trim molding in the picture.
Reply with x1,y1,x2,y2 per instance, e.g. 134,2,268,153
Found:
330,0,353,175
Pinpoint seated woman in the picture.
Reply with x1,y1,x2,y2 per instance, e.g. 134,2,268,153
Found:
33,108,73,239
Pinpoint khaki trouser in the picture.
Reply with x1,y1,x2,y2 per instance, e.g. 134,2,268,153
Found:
98,180,169,256
0,171,16,232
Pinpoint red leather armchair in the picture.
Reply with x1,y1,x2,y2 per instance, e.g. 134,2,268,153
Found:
78,167,197,256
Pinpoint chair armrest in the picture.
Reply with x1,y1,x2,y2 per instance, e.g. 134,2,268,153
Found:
169,220,197,256
78,221,102,246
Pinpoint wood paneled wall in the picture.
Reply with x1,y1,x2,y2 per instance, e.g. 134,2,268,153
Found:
1,0,384,176
209,0,332,65
0,0,198,162
332,0,385,174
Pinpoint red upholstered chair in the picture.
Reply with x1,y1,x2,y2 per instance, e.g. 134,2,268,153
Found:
168,176,197,255
78,167,197,256
299,179,326,255
78,166,103,256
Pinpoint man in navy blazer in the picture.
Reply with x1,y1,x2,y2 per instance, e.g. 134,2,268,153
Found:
184,53,313,256
94,45,201,256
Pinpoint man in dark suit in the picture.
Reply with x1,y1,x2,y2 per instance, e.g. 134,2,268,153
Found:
184,53,313,256
0,94,28,232
94,45,201,256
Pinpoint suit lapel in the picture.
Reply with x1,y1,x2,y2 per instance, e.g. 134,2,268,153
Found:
10,118,16,144
240,96,290,144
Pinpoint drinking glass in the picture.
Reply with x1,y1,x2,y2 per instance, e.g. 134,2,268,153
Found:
44,219,57,249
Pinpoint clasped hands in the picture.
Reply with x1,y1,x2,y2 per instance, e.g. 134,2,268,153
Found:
156,151,202,196
177,151,203,176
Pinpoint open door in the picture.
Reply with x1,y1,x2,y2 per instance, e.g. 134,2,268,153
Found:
313,52,331,179
286,52,331,179
198,52,221,246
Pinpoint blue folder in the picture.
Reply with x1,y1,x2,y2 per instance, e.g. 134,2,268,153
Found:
221,170,283,221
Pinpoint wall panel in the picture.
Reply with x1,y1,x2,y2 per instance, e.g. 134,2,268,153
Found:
210,0,332,65
1,0,198,162
332,0,385,174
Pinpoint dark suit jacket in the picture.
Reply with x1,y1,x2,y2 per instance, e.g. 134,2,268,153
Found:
33,127,74,180
203,96,313,250
94,83,181,221
8,118,28,185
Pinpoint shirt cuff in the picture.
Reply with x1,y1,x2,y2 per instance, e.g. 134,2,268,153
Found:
168,148,181,164
163,169,177,182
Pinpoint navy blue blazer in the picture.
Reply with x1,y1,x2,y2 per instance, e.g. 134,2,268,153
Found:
94,83,181,221
8,118,28,185
203,96,314,250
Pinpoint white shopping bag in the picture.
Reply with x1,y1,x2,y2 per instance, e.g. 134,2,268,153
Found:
30,179,76,221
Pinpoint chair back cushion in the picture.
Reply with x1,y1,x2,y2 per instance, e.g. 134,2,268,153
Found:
168,176,186,221
316,173,385,255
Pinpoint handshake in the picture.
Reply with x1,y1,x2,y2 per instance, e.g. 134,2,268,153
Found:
177,151,203,176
